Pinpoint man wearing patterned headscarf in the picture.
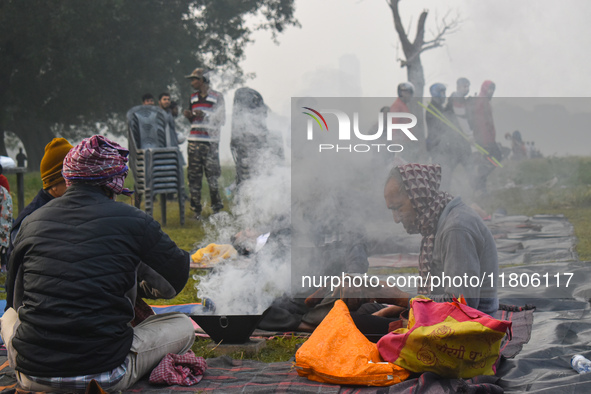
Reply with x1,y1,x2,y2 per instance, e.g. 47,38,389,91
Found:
61,134,134,197
2,135,195,392
380,163,498,314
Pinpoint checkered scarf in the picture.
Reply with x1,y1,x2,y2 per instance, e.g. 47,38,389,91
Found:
149,350,207,386
63,135,133,196
397,163,454,294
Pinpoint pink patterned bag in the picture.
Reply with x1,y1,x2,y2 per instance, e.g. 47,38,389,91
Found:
377,297,512,378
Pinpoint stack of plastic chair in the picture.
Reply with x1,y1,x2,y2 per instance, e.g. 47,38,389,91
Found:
126,105,185,226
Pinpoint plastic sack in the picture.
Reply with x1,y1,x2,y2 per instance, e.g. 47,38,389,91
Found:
377,297,512,378
295,300,410,386
0,156,16,169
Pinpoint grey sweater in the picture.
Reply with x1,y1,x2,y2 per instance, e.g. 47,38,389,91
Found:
428,197,499,315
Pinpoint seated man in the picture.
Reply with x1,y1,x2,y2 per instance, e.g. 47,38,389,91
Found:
258,225,370,333
4,137,72,290
348,163,498,335
1,135,194,393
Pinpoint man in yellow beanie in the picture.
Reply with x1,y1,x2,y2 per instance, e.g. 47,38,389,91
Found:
40,137,73,193
4,138,73,311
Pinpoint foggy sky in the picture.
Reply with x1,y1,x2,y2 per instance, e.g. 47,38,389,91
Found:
222,0,591,158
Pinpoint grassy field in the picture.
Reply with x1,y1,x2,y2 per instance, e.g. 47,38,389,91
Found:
2,156,590,361
482,156,591,261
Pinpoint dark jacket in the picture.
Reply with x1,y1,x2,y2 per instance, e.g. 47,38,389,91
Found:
425,100,470,157
9,188,53,249
5,188,54,311
9,183,189,377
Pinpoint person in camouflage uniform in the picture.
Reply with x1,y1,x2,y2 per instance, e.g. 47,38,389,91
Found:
187,141,222,214
183,68,225,219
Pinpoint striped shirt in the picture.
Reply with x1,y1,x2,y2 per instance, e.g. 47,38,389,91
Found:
27,361,127,391
188,89,225,142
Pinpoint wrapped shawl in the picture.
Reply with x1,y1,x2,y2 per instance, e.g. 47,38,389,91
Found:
396,163,454,294
62,135,133,196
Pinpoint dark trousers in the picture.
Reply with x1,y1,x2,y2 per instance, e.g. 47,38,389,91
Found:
471,143,503,194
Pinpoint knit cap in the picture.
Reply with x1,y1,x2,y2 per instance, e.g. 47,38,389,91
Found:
40,138,73,189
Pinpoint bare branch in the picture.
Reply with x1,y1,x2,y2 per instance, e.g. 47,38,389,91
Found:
413,10,429,48
418,42,443,54
425,9,461,47
423,26,448,46
388,2,462,76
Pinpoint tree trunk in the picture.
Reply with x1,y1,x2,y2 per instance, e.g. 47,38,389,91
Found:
388,0,428,159
388,0,459,151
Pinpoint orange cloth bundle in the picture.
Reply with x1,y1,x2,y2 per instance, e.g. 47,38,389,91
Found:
295,300,410,386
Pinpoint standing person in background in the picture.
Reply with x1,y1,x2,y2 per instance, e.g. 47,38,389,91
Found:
389,82,415,114
470,80,501,196
389,82,423,161
183,68,226,220
447,77,474,140
425,83,471,192
169,100,185,144
141,93,155,106
505,130,527,161
4,138,73,306
158,92,179,146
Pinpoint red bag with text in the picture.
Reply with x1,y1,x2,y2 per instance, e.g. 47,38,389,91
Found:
377,297,512,378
